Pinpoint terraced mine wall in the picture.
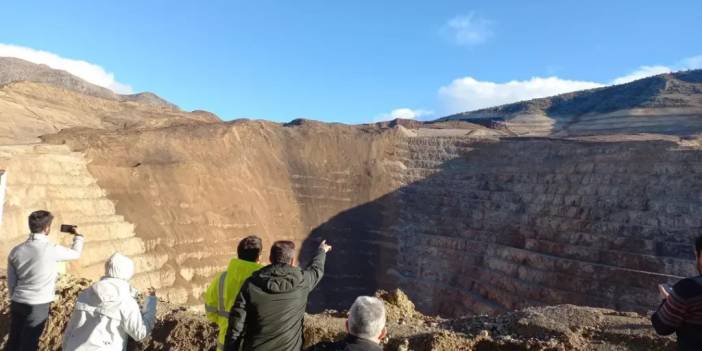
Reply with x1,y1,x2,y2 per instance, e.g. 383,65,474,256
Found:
0,144,163,289
38,124,701,317
306,135,701,316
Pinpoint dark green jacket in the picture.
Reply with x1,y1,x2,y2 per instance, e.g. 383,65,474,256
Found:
224,250,327,351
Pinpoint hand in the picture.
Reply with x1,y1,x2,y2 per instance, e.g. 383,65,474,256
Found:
73,227,83,237
658,284,671,300
319,240,332,253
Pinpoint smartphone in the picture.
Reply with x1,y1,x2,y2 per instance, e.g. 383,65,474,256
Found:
60,224,77,234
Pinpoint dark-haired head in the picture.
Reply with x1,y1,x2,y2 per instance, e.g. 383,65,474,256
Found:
28,210,53,234
270,241,296,265
237,235,263,262
696,235,702,258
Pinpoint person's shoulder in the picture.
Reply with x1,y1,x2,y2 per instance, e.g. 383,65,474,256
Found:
8,243,20,257
673,277,702,299
208,271,223,284
238,275,255,293
8,239,31,257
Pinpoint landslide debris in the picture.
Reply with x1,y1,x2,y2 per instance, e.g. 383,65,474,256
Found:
0,276,675,350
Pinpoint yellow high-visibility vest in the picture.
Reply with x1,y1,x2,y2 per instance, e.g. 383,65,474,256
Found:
204,258,262,350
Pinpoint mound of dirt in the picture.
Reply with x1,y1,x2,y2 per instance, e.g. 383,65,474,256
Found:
377,289,421,322
0,275,675,350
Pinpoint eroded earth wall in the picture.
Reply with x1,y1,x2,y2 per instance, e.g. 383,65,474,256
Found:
43,124,702,317
45,121,401,305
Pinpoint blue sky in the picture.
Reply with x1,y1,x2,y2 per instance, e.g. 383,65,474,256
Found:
1,1,701,124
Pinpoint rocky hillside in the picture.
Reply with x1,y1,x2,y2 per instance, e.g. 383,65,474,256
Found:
440,70,702,136
0,57,177,109
0,80,219,144
0,274,675,351
0,57,219,144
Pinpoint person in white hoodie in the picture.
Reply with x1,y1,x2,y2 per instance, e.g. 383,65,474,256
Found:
62,253,157,351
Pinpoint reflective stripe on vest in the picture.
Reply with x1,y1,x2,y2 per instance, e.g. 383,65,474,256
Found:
218,271,228,317
204,272,230,318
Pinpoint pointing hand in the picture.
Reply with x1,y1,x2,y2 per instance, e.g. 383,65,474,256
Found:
319,240,332,253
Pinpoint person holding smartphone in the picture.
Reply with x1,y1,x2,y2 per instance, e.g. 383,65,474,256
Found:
652,235,702,351
7,210,85,350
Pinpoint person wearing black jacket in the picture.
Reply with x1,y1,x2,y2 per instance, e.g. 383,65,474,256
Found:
224,240,332,351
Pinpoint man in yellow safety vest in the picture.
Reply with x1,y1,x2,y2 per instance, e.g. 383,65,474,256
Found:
204,235,263,350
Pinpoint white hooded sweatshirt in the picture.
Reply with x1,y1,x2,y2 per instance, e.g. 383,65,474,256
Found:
63,253,157,351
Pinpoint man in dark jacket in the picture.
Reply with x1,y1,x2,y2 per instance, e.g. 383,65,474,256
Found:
651,235,702,350
224,239,332,351
307,296,386,351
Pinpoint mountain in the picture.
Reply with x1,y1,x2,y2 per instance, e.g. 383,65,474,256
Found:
0,58,218,144
0,57,178,109
439,70,702,136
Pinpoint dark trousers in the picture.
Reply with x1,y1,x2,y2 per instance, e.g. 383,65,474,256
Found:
6,301,51,351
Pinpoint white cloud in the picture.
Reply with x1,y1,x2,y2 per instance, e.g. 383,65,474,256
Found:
442,13,493,46
438,76,603,114
375,108,434,122
610,65,672,85
609,54,702,85
681,55,702,69
0,43,132,94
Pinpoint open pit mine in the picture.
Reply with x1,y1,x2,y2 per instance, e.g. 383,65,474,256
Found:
1,58,701,349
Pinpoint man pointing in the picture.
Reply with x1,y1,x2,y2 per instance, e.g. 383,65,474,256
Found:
225,240,332,351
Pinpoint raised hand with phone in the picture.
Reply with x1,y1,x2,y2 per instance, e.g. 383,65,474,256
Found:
6,210,86,350
657,283,672,300
60,224,83,236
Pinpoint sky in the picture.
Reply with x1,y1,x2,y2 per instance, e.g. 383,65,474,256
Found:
1,1,701,124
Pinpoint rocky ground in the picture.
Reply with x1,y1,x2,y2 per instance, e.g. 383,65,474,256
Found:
0,274,675,350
